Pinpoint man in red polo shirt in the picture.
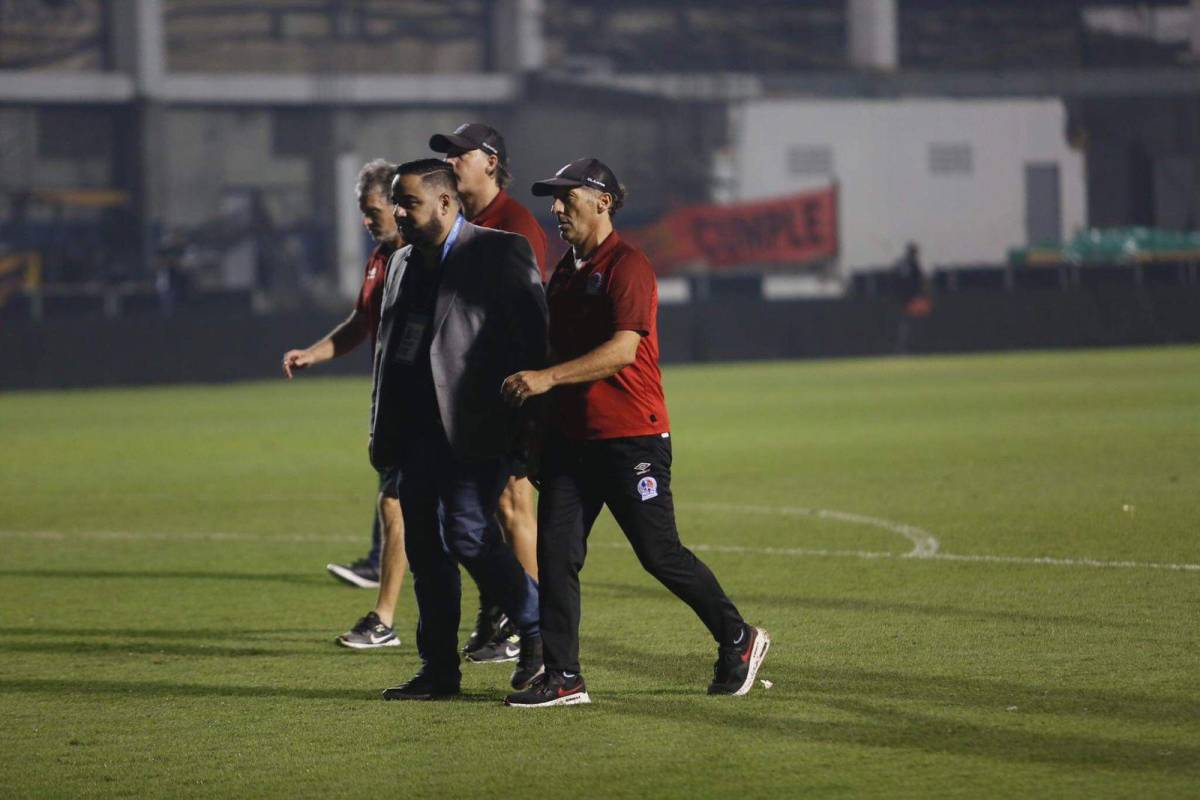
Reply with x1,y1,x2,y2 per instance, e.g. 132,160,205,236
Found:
281,159,409,649
430,123,548,663
501,158,770,707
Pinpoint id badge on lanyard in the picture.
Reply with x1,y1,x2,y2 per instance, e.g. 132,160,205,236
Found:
392,313,430,366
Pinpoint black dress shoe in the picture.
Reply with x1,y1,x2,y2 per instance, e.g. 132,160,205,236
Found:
381,671,461,701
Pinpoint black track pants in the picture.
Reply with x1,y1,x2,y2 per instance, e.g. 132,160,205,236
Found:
536,433,745,674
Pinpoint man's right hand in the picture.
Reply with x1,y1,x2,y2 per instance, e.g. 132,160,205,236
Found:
281,349,314,379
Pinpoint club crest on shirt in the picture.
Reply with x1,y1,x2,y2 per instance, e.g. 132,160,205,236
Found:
637,476,658,501
586,272,604,295
367,267,378,280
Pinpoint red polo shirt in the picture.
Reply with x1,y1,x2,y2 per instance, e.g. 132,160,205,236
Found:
354,242,395,350
546,231,669,440
472,189,550,279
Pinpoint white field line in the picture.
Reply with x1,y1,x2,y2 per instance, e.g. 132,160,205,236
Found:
678,501,1200,572
1,506,1197,572
687,502,941,558
925,551,1200,572
599,543,1199,572
0,530,362,545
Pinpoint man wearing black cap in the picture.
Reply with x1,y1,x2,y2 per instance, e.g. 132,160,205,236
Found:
430,123,549,277
429,122,549,665
500,158,771,707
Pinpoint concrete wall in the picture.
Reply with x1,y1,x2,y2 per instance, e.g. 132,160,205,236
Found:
144,107,487,237
729,98,1088,272
331,109,477,168
0,107,115,191
511,81,723,228
160,109,309,230
4,285,1198,390
1080,96,1200,230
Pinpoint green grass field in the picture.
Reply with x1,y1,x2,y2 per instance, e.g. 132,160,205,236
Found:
1,346,1198,798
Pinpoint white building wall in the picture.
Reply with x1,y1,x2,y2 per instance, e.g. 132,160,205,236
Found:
731,98,1087,272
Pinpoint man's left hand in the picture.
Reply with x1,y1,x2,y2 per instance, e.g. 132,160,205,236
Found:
502,370,553,407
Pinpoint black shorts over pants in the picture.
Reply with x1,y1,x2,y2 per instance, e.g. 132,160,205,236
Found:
536,432,745,675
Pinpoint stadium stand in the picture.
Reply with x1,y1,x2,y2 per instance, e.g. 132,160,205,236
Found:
2,0,1199,387
0,0,107,70
163,0,489,73
542,0,847,72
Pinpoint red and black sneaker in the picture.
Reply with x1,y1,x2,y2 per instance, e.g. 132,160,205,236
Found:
504,669,591,708
708,625,771,696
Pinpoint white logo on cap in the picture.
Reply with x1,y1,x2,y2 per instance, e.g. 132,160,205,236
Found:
555,164,570,176
454,124,470,134
584,176,606,188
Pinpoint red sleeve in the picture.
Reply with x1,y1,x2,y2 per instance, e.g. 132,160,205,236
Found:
354,280,370,317
607,250,655,335
356,247,388,332
354,262,373,316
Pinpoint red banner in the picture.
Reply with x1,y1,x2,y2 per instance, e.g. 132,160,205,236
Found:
626,186,838,274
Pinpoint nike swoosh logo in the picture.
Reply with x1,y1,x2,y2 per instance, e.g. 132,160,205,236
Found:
369,632,392,644
504,645,520,657
740,632,755,663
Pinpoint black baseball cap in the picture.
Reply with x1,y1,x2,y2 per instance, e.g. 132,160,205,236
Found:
429,123,507,164
531,157,623,200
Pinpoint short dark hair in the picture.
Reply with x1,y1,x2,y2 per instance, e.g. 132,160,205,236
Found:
584,184,627,219
609,183,626,218
355,159,397,200
396,158,460,200
492,160,512,190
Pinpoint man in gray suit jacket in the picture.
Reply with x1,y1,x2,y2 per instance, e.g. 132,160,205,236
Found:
369,159,547,700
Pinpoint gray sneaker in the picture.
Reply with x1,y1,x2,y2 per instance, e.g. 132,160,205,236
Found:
465,618,520,663
326,558,380,589
462,605,506,657
336,612,400,650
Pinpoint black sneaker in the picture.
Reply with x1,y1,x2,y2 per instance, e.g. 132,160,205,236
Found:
326,557,380,589
708,625,771,696
505,670,590,708
336,611,400,650
381,670,461,701
462,605,506,658
510,633,544,690
466,618,521,664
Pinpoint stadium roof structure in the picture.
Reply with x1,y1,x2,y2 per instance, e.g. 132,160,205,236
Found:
3,0,1199,106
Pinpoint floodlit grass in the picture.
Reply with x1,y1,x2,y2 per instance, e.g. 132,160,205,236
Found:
1,346,1198,798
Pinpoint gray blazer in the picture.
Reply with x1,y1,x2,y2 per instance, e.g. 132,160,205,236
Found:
369,221,548,468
